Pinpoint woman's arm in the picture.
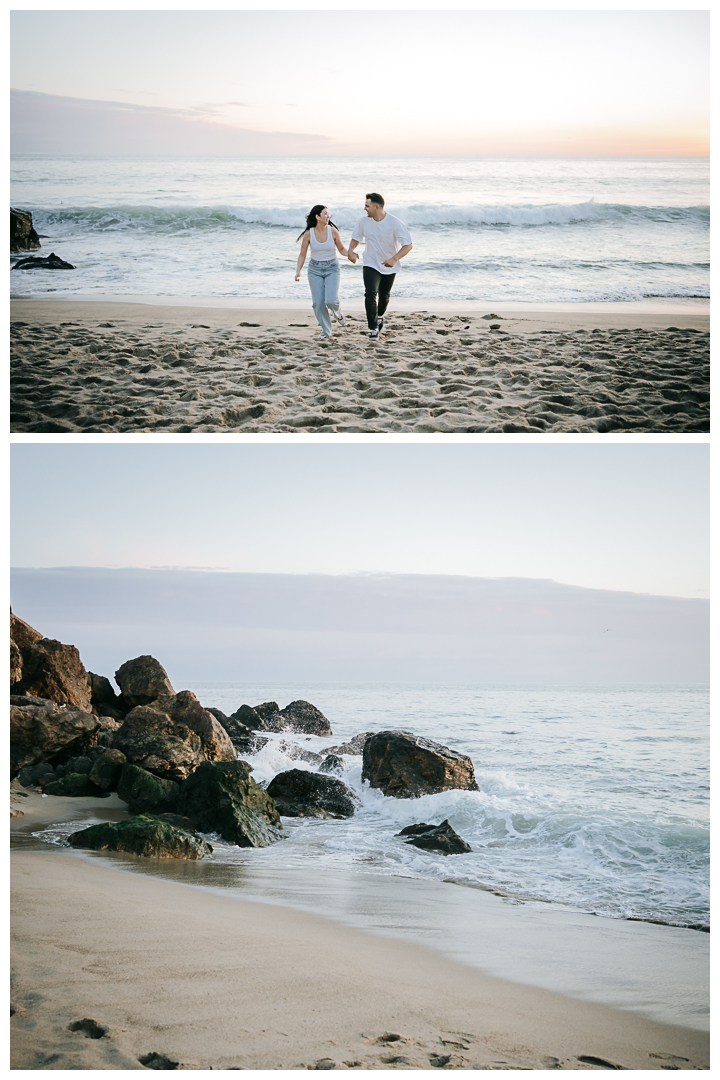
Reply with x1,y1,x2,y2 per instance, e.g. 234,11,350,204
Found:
331,225,349,258
295,233,310,280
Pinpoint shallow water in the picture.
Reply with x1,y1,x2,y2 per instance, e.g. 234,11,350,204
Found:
10,155,709,303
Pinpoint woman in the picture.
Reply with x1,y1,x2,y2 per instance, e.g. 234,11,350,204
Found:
295,205,350,339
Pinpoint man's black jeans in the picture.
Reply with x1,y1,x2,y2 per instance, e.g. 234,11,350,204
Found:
363,266,396,329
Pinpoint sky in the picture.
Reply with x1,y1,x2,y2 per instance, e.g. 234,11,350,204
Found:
10,10,709,155
11,442,708,599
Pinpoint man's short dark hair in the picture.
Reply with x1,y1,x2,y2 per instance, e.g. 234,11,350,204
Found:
366,192,385,207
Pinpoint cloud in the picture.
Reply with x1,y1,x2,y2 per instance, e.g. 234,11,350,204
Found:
10,89,333,154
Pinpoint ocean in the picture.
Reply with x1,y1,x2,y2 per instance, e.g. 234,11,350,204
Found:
25,681,709,1027
10,155,709,304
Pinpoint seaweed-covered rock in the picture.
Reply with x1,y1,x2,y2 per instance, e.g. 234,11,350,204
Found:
362,730,479,799
266,769,357,819
177,760,283,848
88,748,127,792
14,637,92,712
68,815,212,859
114,655,174,708
43,772,104,798
10,700,99,777
397,820,472,855
117,762,179,814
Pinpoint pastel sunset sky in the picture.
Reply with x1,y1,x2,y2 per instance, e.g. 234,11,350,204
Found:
11,8,709,156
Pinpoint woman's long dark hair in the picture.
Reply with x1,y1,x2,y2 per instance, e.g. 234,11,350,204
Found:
296,204,337,242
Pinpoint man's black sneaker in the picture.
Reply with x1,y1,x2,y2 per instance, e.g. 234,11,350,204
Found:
377,316,384,332
369,328,379,338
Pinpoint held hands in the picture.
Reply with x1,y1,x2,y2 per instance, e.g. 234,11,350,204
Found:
347,251,359,264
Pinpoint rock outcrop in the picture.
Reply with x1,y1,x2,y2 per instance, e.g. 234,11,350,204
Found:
266,769,357,819
12,252,75,270
68,815,212,859
111,705,205,783
43,772,104,798
362,730,479,799
114,655,174,708
88,748,127,792
262,700,332,736
176,760,283,848
397,820,472,855
10,699,99,777
10,208,41,253
116,762,179,815
326,732,374,756
10,640,22,685
10,612,43,650
318,754,345,774
13,637,93,712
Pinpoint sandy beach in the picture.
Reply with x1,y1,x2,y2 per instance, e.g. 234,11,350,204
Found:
11,790,709,1071
10,299,709,434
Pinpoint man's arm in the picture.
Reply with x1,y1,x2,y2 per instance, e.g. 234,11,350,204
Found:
347,239,360,264
382,243,412,269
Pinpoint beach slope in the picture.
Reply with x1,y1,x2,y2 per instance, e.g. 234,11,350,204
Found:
11,849,709,1071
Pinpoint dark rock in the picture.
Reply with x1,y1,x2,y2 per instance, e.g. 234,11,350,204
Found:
176,760,283,848
318,754,345,774
14,637,93,711
10,611,43,650
10,209,41,253
11,639,22,685
88,748,127,791
12,252,75,270
114,655,174,708
112,707,204,782
326,732,374,756
89,672,118,706
68,815,212,859
362,730,479,799
153,813,197,833
97,702,125,721
66,754,93,775
397,819,472,855
207,707,229,724
44,772,104,798
116,762,179,815
10,700,99,777
67,1018,109,1039
253,701,279,723
230,703,264,729
481,313,503,320
263,700,332,736
17,762,55,787
266,769,357,819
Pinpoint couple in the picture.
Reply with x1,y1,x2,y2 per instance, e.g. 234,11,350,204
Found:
294,193,412,339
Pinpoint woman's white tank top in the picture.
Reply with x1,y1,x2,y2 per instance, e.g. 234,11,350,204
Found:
309,223,337,261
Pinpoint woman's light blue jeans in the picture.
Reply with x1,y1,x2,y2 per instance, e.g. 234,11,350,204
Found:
307,258,340,336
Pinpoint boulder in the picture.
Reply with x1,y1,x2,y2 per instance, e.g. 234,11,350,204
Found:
10,209,41,253
266,769,357,819
17,762,55,788
263,700,332,736
153,813,197,833
318,754,345,774
326,732,374,756
89,672,118,707
111,705,204,782
253,701,280,723
11,639,22,685
277,740,323,766
176,760,283,848
43,772,104,798
157,691,236,763
230,703,264,729
10,700,99,777
116,762,179,815
68,815,212,859
12,252,75,270
362,731,479,799
14,637,93,712
397,820,472,856
10,611,43,650
114,655,174,708
88,748,127,791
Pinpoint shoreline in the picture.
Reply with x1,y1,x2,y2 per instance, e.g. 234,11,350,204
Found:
11,299,710,433
11,843,710,1071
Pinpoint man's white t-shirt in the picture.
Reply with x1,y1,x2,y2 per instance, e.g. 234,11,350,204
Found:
351,213,412,275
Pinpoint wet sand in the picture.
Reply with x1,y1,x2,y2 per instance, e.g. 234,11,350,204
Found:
10,300,709,434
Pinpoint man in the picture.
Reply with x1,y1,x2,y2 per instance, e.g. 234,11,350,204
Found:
347,193,413,338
